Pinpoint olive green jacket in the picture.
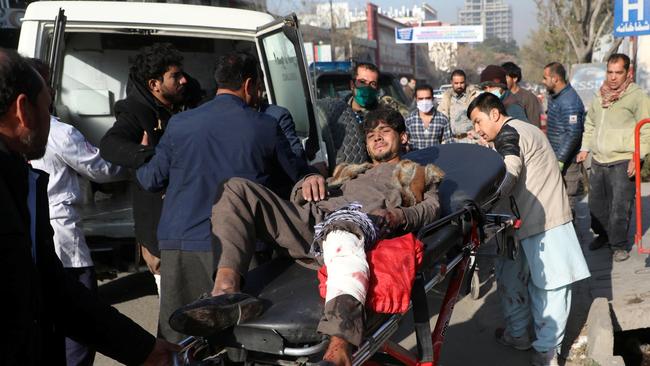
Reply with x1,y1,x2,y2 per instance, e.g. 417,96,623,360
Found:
581,83,650,164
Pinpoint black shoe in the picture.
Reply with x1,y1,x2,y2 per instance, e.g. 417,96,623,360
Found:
169,293,265,336
589,236,608,251
613,249,630,262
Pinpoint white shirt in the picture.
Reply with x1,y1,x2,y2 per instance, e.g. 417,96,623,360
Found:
31,117,125,268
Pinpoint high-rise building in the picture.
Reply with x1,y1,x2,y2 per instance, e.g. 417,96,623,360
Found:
458,0,512,42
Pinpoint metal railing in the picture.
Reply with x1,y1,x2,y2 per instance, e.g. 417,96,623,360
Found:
633,118,650,254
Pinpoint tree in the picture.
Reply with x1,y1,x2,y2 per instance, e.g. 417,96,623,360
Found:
541,0,623,63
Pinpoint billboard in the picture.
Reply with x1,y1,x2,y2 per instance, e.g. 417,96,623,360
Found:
614,0,650,37
569,63,607,110
395,25,484,44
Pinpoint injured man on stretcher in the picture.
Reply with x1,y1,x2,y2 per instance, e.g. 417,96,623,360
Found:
170,107,444,365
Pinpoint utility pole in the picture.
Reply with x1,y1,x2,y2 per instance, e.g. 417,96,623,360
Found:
329,0,335,61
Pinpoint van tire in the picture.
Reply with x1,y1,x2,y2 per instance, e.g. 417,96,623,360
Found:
314,98,368,174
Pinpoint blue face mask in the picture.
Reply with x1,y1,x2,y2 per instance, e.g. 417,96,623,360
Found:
489,88,502,99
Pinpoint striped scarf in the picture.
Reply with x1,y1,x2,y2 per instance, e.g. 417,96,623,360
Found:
600,75,632,108
311,202,378,256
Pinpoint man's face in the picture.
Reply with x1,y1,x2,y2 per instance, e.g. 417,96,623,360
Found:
606,59,628,90
470,107,500,142
156,65,187,105
451,75,466,95
415,88,433,102
365,121,407,163
352,66,380,92
505,75,516,90
483,86,503,97
541,67,556,93
408,79,416,89
21,85,51,160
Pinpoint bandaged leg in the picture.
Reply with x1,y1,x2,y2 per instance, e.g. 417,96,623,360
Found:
317,230,369,347
322,230,369,304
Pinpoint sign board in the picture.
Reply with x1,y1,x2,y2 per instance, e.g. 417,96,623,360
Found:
569,63,606,110
395,25,484,44
614,0,650,36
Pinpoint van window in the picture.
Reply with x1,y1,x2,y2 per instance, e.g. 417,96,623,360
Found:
261,31,309,137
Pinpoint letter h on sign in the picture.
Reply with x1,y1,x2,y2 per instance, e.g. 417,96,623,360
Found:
615,0,650,36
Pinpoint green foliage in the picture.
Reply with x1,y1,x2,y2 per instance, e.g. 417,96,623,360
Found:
475,37,519,56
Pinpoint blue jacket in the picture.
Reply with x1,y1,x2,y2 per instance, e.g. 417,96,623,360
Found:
545,84,585,164
136,94,304,251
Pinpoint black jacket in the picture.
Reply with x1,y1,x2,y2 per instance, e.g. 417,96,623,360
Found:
0,141,155,366
100,75,174,256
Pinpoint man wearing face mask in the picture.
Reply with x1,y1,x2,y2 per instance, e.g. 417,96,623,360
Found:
347,62,382,119
405,84,453,150
479,65,528,123
136,51,306,342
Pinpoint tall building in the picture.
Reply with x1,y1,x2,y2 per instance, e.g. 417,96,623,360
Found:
458,0,512,42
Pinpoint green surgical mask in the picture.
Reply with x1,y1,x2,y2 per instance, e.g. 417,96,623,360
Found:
353,86,378,108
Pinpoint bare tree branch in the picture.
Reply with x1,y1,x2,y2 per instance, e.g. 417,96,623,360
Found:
552,0,582,60
603,37,624,62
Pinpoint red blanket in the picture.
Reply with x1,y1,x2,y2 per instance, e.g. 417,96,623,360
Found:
318,233,424,314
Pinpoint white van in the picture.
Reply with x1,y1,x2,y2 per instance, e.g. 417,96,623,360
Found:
17,1,334,253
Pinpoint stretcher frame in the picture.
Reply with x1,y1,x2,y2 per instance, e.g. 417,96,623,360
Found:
173,201,513,366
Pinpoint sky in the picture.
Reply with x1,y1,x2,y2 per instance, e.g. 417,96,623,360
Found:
269,0,539,46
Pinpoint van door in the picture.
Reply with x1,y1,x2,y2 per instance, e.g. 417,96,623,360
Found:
255,14,320,161
46,7,67,99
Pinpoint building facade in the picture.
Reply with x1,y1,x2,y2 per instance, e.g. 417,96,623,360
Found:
458,0,512,42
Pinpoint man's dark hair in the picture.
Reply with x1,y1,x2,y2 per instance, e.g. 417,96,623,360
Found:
501,61,522,82
466,91,507,120
415,84,433,95
352,62,379,80
0,48,44,118
130,43,183,89
451,69,466,80
214,52,260,91
544,62,566,83
362,107,406,135
26,58,50,82
607,53,631,72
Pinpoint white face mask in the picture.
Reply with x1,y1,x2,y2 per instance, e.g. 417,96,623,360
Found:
417,99,434,113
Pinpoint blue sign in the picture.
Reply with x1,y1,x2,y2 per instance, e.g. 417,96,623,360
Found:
614,0,650,36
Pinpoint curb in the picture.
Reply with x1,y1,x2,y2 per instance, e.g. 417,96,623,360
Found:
586,297,625,365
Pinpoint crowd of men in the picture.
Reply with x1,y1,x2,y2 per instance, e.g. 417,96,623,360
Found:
1,38,649,366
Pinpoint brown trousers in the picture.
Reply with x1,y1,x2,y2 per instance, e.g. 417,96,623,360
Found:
212,177,365,345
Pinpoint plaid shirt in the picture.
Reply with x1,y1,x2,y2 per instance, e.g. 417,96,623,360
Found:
405,109,453,151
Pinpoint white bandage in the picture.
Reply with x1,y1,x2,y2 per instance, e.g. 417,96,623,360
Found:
322,230,369,304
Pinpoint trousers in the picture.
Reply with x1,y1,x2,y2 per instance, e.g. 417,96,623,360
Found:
65,266,97,366
589,160,635,249
212,177,368,345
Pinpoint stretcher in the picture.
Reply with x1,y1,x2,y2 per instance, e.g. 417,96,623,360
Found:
173,143,509,366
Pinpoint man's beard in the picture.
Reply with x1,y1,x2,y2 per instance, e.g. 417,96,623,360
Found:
21,129,47,160
454,87,465,95
369,149,397,163
162,88,185,105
